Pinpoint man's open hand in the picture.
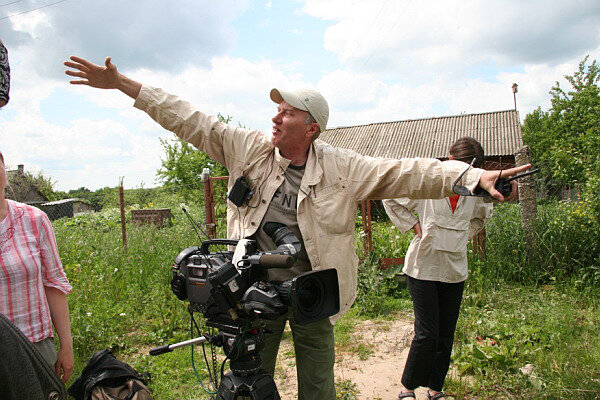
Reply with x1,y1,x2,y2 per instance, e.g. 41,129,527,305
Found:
64,56,120,89
64,56,142,99
479,164,532,201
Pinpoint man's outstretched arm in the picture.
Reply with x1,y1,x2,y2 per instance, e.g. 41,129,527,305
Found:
64,56,142,99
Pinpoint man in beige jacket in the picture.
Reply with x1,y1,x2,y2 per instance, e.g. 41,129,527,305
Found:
64,56,530,400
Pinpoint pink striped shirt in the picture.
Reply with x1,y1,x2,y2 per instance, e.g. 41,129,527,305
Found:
0,199,72,343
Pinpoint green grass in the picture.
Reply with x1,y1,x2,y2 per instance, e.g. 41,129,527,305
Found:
51,200,600,399
335,378,361,399
447,280,600,399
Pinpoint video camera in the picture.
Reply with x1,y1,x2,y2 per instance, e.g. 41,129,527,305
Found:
150,222,339,399
169,222,340,331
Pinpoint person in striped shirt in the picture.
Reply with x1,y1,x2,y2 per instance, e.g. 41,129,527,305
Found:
0,41,74,384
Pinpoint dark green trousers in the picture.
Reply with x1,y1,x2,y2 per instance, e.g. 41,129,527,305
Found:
260,311,336,400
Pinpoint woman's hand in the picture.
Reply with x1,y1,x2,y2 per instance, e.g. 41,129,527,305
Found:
55,344,74,383
45,286,74,382
413,222,422,238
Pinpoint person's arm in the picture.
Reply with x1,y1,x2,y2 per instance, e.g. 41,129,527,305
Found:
65,56,141,99
412,221,422,238
45,287,73,383
347,152,531,203
37,210,73,382
382,198,421,235
469,199,493,236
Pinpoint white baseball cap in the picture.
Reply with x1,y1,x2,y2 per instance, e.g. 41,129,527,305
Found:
270,88,329,136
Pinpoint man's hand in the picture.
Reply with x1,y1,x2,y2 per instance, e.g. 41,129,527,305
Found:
65,56,119,89
64,56,142,99
479,164,532,201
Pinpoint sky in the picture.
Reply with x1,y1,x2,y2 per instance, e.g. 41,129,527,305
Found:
0,0,599,191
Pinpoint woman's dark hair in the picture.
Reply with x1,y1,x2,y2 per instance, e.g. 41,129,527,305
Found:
449,136,485,168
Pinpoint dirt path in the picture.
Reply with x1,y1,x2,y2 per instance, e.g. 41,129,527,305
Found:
272,317,433,400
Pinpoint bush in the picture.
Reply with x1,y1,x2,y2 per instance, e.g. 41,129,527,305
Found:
479,201,600,285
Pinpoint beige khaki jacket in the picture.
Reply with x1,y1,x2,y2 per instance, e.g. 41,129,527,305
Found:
383,197,493,283
134,85,485,322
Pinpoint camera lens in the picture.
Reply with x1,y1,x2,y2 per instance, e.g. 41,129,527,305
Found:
275,269,339,325
296,276,324,312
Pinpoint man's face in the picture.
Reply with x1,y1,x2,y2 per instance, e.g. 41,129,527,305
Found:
271,101,315,154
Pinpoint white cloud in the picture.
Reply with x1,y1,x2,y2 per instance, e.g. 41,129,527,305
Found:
2,53,315,190
302,0,600,125
305,0,600,72
2,0,250,79
1,0,599,192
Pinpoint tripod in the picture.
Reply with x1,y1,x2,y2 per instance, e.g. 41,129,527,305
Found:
150,321,280,400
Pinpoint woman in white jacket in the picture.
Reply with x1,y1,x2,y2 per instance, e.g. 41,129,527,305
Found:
384,137,493,400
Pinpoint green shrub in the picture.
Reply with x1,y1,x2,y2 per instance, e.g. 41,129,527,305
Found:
479,201,600,285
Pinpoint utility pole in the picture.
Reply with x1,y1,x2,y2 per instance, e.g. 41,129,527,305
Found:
512,83,518,110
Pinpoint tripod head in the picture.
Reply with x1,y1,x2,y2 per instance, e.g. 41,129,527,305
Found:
149,318,280,399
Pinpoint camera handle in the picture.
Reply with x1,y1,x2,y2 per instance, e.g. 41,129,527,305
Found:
149,335,210,356
199,239,240,255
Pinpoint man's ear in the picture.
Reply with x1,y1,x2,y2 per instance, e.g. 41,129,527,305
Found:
306,123,320,140
449,154,454,160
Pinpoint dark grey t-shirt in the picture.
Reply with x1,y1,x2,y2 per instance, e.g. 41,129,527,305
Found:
253,164,310,281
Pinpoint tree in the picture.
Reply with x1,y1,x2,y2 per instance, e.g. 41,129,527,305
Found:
66,186,111,211
6,169,62,202
522,56,599,213
155,114,231,189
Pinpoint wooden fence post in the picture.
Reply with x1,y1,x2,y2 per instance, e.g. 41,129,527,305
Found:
515,145,537,251
202,168,217,238
119,186,127,250
361,200,373,256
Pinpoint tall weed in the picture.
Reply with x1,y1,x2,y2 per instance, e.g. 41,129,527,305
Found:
480,201,599,285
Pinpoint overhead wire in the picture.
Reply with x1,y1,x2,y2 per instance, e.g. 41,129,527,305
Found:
0,0,27,8
357,0,413,72
0,0,69,21
344,0,390,63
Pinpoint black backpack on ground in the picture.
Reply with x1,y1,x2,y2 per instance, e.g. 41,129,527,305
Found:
68,349,152,400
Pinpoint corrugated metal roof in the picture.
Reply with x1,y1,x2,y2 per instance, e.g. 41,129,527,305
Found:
319,110,523,158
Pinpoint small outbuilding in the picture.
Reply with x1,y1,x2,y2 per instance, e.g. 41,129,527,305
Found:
39,198,94,220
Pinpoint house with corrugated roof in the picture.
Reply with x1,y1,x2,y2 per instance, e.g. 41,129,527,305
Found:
320,109,525,263
319,109,523,170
